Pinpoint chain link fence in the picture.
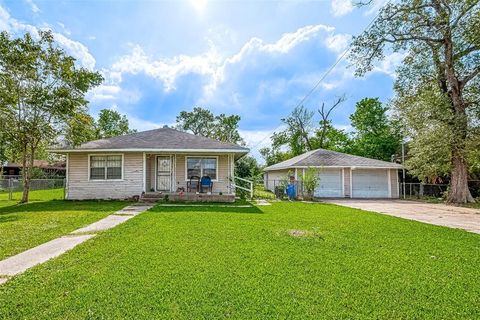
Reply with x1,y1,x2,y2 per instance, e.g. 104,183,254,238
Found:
259,180,480,200
0,178,65,201
400,181,480,199
260,179,306,199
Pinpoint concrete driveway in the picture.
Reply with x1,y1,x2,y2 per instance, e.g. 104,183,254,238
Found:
322,199,480,234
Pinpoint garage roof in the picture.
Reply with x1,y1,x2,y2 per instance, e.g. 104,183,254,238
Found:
264,149,403,171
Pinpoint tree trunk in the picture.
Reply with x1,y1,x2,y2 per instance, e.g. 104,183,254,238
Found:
21,150,29,203
442,31,475,204
447,149,474,203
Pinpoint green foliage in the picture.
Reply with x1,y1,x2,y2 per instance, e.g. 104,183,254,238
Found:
63,109,136,147
313,122,351,152
259,147,293,167
176,107,244,145
349,0,480,203
253,185,275,200
300,167,320,196
349,98,402,161
261,97,401,165
234,156,262,181
97,109,136,139
64,112,98,147
0,30,103,202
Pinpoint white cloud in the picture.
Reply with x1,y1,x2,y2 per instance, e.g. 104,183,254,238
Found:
324,33,351,53
0,6,10,31
331,0,354,16
24,0,40,13
56,22,71,36
111,44,223,92
0,5,95,70
87,84,121,101
109,24,339,97
53,33,96,70
372,52,407,77
239,129,277,163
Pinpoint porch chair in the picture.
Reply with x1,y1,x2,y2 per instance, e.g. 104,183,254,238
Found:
187,176,200,192
200,176,213,193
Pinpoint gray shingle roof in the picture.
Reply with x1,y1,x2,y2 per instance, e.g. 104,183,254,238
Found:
264,149,403,171
54,127,249,153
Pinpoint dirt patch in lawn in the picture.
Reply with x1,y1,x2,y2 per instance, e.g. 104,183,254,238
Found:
287,229,323,240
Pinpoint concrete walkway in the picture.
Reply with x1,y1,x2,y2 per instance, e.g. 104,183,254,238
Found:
0,203,153,284
323,199,480,234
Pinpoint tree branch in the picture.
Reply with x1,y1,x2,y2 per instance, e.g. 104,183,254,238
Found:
461,66,480,87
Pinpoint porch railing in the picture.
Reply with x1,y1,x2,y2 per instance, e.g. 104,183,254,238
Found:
231,176,254,199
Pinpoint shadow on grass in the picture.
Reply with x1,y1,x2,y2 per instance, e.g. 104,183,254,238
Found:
0,214,20,223
150,204,264,214
0,200,129,215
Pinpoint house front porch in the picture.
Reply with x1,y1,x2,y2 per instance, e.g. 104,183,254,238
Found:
144,153,236,195
141,191,236,203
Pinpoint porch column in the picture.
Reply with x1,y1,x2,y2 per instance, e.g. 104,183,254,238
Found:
142,152,146,193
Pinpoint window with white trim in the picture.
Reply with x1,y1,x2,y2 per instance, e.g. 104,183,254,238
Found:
186,157,217,180
90,155,122,180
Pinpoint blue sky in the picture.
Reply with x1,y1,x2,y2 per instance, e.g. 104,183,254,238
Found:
0,0,402,160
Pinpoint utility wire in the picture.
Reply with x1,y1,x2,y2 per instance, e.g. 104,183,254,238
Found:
248,2,389,153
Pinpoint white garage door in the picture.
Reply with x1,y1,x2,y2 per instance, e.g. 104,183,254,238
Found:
352,169,389,198
314,169,343,197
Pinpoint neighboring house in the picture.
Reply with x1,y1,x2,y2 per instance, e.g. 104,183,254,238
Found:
264,149,403,198
50,127,249,200
1,160,66,178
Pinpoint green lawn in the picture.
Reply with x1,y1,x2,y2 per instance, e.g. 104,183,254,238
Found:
0,188,64,201
0,199,127,260
0,202,479,319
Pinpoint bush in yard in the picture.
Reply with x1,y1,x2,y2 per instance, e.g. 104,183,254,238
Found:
301,167,320,200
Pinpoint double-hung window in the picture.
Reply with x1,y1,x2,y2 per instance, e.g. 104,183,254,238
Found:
89,155,123,180
186,157,217,180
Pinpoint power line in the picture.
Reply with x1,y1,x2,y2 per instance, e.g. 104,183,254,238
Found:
248,2,389,153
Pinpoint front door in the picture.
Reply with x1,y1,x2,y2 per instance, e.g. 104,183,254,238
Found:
156,156,172,191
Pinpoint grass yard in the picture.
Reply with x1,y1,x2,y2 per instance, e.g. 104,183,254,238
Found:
0,202,479,319
0,199,127,260
0,188,64,202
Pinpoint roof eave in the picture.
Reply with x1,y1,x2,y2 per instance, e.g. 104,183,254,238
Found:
264,164,403,171
48,148,250,154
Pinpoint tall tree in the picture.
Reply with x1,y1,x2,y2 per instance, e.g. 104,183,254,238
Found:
64,112,98,147
176,107,215,137
235,155,262,181
211,114,244,145
349,98,402,161
175,107,244,145
0,31,102,202
261,100,351,165
96,109,136,139
315,96,351,151
349,0,480,202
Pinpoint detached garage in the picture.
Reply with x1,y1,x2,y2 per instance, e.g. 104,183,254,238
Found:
263,149,402,199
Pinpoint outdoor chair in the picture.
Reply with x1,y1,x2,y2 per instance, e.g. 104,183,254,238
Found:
187,176,200,192
200,176,213,193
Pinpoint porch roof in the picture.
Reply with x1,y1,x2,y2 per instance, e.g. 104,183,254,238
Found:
50,127,249,155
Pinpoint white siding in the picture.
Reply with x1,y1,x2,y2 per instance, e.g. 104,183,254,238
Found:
390,168,399,198
264,169,291,192
67,152,144,200
343,168,351,198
